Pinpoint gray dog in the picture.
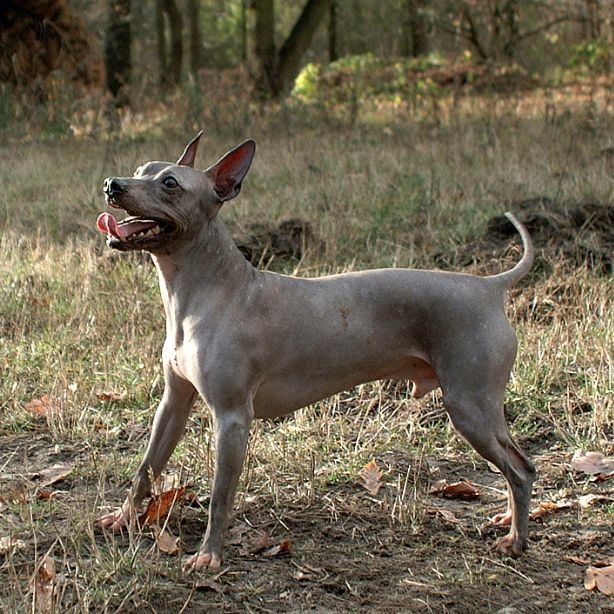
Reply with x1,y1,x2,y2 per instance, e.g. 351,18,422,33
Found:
97,133,536,570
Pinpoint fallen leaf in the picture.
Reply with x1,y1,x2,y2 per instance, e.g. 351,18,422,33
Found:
0,535,27,555
154,527,181,555
138,487,186,526
566,554,593,566
359,459,383,496
578,493,613,509
239,531,270,556
95,389,128,403
571,450,614,480
529,499,573,520
194,578,223,593
37,490,58,500
37,463,73,489
264,539,292,558
427,506,460,523
31,555,55,614
430,479,480,500
227,522,251,546
24,395,59,417
585,564,614,595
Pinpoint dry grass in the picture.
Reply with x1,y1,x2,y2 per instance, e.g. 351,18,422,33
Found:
0,84,612,611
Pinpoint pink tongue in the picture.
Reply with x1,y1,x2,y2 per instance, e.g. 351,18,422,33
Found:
96,212,120,238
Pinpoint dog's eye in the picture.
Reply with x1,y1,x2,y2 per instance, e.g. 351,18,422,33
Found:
163,176,179,189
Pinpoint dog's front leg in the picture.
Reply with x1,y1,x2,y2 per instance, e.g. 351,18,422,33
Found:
98,367,197,530
184,404,252,571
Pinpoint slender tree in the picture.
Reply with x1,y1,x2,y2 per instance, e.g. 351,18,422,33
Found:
106,0,131,104
187,0,203,76
328,0,338,62
156,0,183,88
249,0,332,96
402,0,429,57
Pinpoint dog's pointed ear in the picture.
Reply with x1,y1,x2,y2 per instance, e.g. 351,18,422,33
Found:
206,140,256,202
176,131,203,167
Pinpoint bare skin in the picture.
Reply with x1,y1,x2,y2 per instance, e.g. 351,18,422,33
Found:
97,133,536,569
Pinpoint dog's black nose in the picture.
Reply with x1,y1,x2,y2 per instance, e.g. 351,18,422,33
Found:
103,177,123,198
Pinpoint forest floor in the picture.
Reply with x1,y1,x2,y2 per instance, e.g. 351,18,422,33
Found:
0,83,613,612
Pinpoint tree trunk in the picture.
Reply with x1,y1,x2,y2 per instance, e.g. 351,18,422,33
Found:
187,0,203,76
240,0,248,62
328,0,338,62
105,0,131,104
156,0,183,88
156,0,168,82
250,0,275,89
502,0,519,60
403,0,429,57
271,0,332,96
248,0,331,96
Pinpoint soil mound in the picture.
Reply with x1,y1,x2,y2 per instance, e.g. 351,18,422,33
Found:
234,218,323,267
439,198,614,276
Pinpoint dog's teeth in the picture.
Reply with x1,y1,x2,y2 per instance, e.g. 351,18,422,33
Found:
152,226,161,235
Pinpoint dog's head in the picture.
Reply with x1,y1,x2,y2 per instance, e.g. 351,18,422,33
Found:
97,132,255,253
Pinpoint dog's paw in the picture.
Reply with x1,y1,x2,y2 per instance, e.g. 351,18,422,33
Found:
97,501,133,531
183,551,222,572
490,510,513,526
495,533,525,557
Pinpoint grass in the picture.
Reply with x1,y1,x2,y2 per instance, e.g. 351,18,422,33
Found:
0,83,612,611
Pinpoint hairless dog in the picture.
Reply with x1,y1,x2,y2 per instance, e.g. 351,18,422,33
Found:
97,133,536,571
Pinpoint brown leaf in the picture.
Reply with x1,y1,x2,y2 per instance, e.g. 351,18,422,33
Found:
571,450,614,480
227,522,251,546
154,528,181,556
0,535,27,555
529,499,573,520
31,555,55,614
264,539,292,558
37,489,58,500
95,389,128,403
194,579,223,593
427,506,460,523
585,564,614,595
578,493,613,509
430,479,480,500
37,463,73,489
138,487,186,526
359,459,383,496
24,395,60,417
566,555,593,566
239,531,270,556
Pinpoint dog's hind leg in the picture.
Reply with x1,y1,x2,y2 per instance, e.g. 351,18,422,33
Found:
438,335,536,556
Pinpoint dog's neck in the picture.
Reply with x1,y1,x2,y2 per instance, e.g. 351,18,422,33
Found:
151,217,256,327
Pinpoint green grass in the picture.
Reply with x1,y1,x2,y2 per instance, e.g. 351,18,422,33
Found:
0,84,612,611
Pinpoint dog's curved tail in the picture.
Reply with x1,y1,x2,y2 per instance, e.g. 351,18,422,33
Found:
490,212,534,288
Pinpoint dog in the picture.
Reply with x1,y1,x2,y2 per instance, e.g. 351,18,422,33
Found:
97,132,536,570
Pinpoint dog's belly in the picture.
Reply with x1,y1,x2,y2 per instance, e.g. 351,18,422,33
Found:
251,354,438,419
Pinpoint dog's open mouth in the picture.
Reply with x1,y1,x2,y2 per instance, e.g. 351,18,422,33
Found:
96,212,171,248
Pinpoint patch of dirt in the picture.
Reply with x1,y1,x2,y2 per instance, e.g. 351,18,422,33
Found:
233,218,324,267
1,432,613,613
436,198,614,277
